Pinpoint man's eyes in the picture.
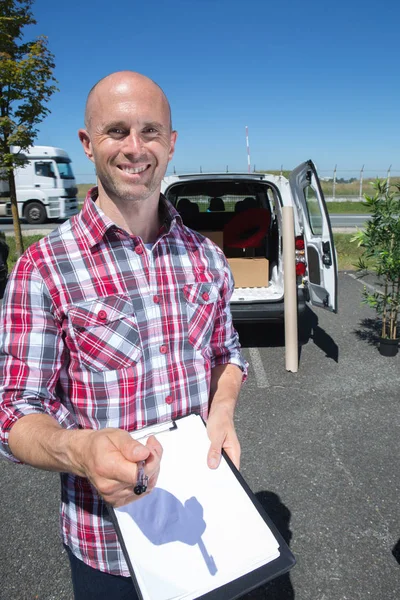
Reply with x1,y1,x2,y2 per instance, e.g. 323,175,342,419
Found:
106,127,161,138
108,128,126,137
143,128,159,135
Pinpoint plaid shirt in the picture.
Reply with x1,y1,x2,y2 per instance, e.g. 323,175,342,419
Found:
0,189,247,576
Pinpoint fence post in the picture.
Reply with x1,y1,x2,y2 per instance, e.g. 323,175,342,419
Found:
387,164,392,191
332,164,337,201
359,165,364,199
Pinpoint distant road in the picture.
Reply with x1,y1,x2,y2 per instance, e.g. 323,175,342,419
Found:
329,214,370,228
0,214,370,235
0,218,58,235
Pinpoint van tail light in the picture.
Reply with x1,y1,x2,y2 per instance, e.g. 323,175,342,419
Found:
296,261,306,276
295,235,307,277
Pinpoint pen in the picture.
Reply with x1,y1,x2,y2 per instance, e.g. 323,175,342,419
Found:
134,460,149,495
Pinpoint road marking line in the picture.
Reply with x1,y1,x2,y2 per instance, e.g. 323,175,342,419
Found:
248,347,269,388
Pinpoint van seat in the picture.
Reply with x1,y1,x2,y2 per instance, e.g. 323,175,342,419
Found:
176,198,200,219
208,197,225,212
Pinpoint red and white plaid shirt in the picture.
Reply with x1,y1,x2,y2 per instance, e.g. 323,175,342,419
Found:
0,189,247,576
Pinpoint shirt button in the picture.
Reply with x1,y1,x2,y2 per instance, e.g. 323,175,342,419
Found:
202,292,209,301
165,395,173,404
135,245,143,254
153,295,160,304
98,310,107,321
160,345,167,354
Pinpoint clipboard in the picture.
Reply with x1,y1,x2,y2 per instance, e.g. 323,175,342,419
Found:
108,414,295,600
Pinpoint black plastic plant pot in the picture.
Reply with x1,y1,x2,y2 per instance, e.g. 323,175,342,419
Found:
379,337,399,357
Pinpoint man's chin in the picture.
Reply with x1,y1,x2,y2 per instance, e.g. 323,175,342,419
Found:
112,182,154,203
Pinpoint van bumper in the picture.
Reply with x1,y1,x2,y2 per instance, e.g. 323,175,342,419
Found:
230,288,307,324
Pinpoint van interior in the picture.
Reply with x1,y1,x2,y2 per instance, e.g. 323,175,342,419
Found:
164,179,284,302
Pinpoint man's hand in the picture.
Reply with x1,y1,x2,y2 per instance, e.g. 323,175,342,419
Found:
74,429,163,507
207,363,243,471
206,403,240,471
8,414,163,507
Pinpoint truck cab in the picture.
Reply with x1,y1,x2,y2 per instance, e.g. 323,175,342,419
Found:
0,146,79,224
161,160,337,323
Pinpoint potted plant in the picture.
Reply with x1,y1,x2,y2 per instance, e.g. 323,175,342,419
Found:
353,179,400,357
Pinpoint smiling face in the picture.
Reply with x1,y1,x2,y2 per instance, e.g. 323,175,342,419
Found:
79,72,177,206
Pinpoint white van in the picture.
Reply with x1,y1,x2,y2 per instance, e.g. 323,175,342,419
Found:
0,146,79,224
161,160,338,323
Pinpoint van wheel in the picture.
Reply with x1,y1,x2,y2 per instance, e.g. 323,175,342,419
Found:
24,202,47,225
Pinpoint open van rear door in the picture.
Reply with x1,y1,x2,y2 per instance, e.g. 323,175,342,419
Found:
289,160,338,312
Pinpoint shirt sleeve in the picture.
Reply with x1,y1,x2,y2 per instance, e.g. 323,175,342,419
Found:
0,253,77,462
208,252,248,379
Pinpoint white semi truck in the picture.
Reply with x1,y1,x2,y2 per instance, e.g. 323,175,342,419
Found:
0,146,80,224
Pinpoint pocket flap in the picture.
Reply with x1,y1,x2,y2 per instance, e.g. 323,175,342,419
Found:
183,283,219,305
68,295,134,328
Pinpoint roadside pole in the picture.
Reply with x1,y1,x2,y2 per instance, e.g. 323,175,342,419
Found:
282,206,298,372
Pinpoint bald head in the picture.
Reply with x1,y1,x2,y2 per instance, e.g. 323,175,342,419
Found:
84,71,172,131
78,70,177,207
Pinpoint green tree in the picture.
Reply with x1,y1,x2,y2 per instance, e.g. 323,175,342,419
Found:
353,180,400,341
0,0,58,258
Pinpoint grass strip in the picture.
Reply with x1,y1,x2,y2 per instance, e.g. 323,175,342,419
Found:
326,202,370,214
6,235,44,271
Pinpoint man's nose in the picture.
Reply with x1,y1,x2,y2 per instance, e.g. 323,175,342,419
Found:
122,130,142,155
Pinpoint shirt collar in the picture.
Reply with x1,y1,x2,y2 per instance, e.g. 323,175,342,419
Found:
77,186,181,248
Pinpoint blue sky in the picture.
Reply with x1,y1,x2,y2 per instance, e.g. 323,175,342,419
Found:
29,0,400,183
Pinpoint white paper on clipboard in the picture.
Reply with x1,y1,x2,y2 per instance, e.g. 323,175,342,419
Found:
113,414,280,600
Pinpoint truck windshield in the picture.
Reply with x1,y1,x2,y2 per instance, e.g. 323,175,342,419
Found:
55,158,75,180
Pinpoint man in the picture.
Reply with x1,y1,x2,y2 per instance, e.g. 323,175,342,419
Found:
0,230,9,299
0,71,247,599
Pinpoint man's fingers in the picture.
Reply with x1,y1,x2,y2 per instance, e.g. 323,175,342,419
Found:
119,436,151,464
207,430,225,469
145,435,163,461
107,435,162,488
223,444,241,471
207,428,241,470
85,430,164,505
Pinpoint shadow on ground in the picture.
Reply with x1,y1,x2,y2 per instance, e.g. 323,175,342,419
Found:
353,317,381,347
236,306,339,363
240,491,294,599
392,539,400,565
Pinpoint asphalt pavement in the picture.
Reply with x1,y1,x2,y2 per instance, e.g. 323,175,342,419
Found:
1,272,399,600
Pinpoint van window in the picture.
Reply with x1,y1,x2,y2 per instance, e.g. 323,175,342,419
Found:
303,186,323,235
35,161,56,178
175,195,260,214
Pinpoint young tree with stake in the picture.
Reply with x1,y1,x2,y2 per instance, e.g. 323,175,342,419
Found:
0,0,58,257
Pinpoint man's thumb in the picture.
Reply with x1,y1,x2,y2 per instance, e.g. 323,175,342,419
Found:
120,439,149,463
207,445,221,469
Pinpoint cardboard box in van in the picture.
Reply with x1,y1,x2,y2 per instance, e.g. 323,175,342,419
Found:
199,231,224,250
228,258,269,288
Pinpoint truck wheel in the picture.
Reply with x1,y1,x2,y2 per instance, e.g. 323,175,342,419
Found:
24,202,47,225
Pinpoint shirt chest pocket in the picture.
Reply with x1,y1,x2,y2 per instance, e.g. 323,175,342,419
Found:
182,283,219,350
67,295,142,372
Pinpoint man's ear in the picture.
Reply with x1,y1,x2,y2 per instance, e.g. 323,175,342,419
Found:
78,129,94,162
168,130,178,162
